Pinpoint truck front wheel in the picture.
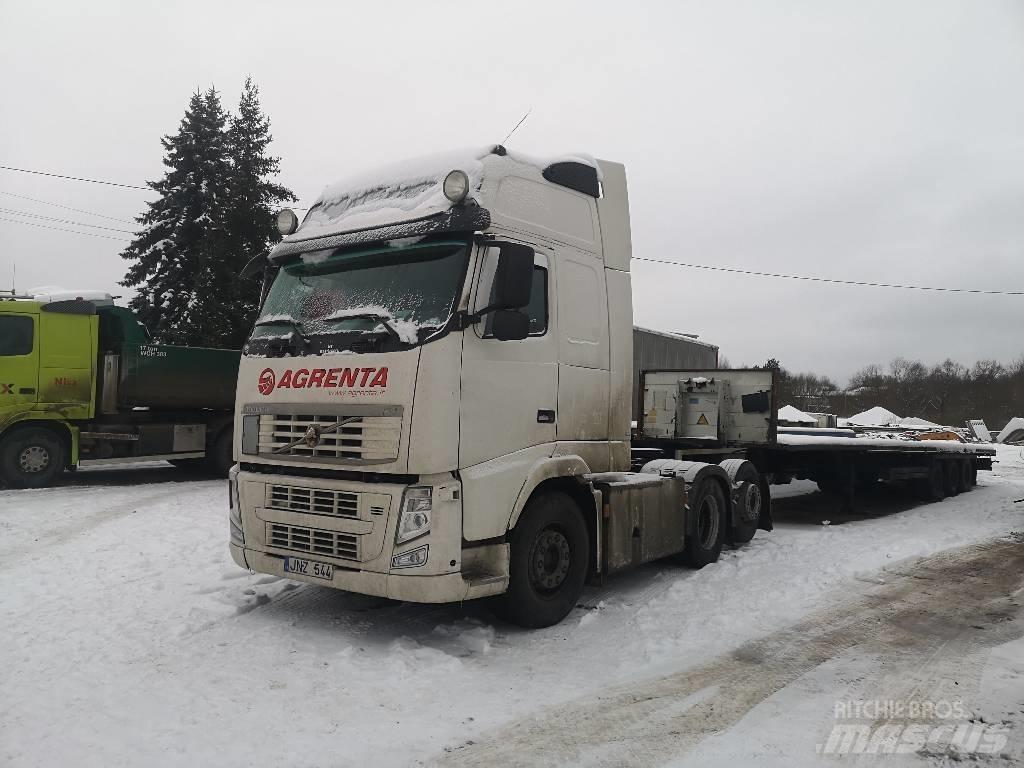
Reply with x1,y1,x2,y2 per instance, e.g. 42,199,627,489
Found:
0,428,65,489
497,491,589,628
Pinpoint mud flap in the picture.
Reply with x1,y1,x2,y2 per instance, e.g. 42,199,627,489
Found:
757,475,773,531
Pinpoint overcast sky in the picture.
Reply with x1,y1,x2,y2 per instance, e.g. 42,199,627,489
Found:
1,0,1021,383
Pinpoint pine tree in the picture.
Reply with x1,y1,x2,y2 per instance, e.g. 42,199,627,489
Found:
121,87,233,347
220,77,296,346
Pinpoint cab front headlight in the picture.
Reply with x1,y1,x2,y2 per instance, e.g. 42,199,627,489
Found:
395,486,432,544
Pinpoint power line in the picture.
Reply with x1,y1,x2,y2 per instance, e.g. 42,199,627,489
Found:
0,207,137,233
0,216,131,242
0,190,136,223
632,255,1024,296
0,168,308,211
0,164,151,191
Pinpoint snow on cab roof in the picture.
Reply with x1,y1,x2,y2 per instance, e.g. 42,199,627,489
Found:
28,286,114,305
291,146,600,242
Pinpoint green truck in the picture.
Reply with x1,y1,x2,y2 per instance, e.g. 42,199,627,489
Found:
0,293,240,488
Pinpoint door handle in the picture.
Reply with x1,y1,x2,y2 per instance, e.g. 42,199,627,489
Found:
537,409,556,424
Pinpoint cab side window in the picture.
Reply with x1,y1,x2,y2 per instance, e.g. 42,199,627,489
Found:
482,266,548,337
0,316,33,356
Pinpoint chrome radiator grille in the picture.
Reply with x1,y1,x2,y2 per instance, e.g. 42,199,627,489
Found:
267,484,359,518
257,414,401,462
267,523,359,560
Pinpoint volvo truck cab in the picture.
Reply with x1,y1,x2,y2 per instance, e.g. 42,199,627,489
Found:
229,146,755,627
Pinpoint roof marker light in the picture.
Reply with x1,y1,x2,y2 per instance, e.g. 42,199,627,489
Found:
276,208,299,236
442,170,470,204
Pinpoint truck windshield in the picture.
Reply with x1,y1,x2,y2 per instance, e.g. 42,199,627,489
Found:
248,239,469,354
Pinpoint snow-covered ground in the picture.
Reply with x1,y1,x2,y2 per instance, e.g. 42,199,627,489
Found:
2,447,1023,767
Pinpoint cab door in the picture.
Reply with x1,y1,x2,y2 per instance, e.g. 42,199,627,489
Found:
0,313,40,415
37,310,95,416
458,245,558,540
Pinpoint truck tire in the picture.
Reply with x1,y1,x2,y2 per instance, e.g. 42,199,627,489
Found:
496,491,589,629
0,428,65,489
916,460,946,502
943,459,960,497
958,458,972,492
968,459,978,487
680,479,726,568
718,459,760,545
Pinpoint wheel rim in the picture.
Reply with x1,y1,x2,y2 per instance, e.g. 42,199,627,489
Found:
697,493,721,548
528,527,572,593
743,483,761,521
18,445,50,473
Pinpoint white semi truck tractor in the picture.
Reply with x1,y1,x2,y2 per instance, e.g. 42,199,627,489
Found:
228,146,992,627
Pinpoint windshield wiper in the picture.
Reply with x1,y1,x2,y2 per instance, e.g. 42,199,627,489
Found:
254,317,312,348
321,313,404,343
252,317,309,356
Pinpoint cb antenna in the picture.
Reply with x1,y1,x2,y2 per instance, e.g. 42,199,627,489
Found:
501,107,533,146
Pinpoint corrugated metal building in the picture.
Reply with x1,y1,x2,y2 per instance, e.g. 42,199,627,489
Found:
632,326,719,419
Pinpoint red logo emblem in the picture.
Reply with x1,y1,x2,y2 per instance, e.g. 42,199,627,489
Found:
258,368,276,396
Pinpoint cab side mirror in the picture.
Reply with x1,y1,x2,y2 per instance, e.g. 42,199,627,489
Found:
487,243,534,311
491,309,530,341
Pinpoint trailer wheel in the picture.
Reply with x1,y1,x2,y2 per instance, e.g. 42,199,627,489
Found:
968,460,978,487
0,428,65,489
943,459,961,497
719,459,760,544
958,458,972,492
496,491,589,628
917,460,946,502
680,479,726,568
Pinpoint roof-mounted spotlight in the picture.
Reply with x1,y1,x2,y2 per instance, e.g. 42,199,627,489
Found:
276,208,299,236
442,170,470,204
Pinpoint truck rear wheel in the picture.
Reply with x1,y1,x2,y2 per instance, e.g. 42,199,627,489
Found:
0,428,65,489
680,479,726,568
719,459,760,544
917,460,946,502
958,458,972,492
943,459,961,497
497,491,589,628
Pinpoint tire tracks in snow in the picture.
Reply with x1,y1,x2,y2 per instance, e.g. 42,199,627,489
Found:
0,482,215,565
435,538,1024,767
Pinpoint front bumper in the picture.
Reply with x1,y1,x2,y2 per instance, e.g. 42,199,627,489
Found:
230,542,506,602
232,468,508,603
